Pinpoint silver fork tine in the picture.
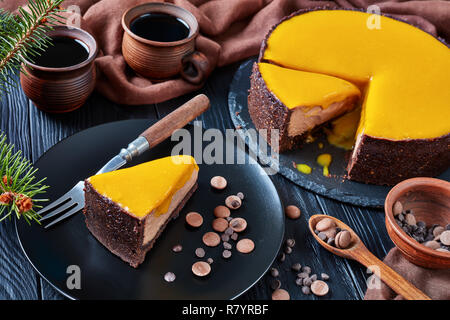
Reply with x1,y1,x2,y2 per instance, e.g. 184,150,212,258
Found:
43,203,84,229
39,200,76,222
37,183,80,216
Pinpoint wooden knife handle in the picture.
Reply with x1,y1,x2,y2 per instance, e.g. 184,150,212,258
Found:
140,94,210,148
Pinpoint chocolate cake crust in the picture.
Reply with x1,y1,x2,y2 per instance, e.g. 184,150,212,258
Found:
83,180,197,268
347,134,450,185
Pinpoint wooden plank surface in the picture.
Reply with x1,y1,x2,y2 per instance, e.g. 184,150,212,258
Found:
0,63,394,300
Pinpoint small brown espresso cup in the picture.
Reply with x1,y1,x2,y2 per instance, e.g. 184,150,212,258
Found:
20,26,97,113
122,2,209,84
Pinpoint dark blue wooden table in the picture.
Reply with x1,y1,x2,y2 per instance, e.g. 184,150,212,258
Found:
0,61,393,300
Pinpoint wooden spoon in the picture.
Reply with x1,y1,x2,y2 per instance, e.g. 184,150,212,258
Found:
308,214,431,300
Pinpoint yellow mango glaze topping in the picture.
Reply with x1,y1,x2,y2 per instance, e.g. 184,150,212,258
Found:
258,63,360,110
263,10,450,140
88,155,198,219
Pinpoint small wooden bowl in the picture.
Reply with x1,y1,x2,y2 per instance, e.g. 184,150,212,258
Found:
20,26,97,113
385,177,450,269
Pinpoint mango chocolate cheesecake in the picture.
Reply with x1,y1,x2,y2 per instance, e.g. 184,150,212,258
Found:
248,9,450,185
83,155,198,268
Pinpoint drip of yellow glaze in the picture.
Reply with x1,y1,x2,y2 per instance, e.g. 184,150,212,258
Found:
88,155,198,219
325,107,362,150
317,153,332,177
296,164,312,174
263,10,450,140
258,63,360,110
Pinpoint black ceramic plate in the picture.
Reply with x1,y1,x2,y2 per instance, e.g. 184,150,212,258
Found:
16,120,285,300
228,58,450,208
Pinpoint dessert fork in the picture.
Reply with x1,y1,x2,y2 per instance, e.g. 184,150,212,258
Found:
38,94,210,228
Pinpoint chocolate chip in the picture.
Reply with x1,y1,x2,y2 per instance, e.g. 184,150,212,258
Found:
398,213,405,222
185,212,203,228
318,232,328,242
285,205,301,219
316,218,336,231
210,176,227,190
302,266,311,274
236,192,244,200
231,233,238,241
214,205,231,218
221,233,230,242
222,250,232,259
202,232,221,247
272,289,290,300
236,238,255,253
291,263,302,272
224,227,234,236
195,247,205,258
192,261,211,277
311,280,329,296
417,221,426,228
286,238,296,248
207,258,214,264
270,279,281,290
302,286,311,295
393,201,403,216
225,195,242,210
223,242,232,250
321,273,330,281
270,267,279,277
164,272,176,282
226,216,233,222
212,218,229,232
327,237,335,246
172,244,183,252
229,217,247,232
446,224,450,231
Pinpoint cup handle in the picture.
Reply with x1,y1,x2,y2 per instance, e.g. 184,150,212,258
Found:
181,51,209,84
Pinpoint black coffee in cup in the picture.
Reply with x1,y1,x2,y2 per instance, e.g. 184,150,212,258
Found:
32,36,89,68
130,12,190,42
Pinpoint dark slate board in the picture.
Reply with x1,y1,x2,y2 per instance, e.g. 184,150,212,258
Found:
228,58,450,208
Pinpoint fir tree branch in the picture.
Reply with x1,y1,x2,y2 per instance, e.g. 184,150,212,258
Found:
0,132,48,224
0,0,66,96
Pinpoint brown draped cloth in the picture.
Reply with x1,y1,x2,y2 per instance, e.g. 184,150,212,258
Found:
2,0,449,105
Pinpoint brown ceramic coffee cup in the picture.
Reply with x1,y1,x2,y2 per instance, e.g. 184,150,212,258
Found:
122,2,209,84
20,26,97,113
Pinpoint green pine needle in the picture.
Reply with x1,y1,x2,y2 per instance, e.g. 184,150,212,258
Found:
0,132,49,224
0,0,66,96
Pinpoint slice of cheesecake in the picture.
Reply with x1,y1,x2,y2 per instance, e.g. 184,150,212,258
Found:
248,62,360,151
83,155,199,268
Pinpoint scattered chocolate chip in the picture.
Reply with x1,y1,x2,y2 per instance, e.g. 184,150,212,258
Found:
311,280,329,296
270,267,279,277
202,232,221,247
270,279,281,290
224,227,234,236
229,217,247,232
185,212,203,228
223,242,232,250
272,288,290,300
236,238,255,253
231,233,238,241
195,247,205,258
214,205,231,218
207,258,214,264
212,217,229,232
221,233,230,242
291,263,302,272
225,195,242,210
321,273,330,281
222,249,232,259
285,238,296,248
302,286,311,295
172,244,183,252
327,237,335,246
285,205,301,219
192,261,211,277
236,192,244,200
164,272,176,282
210,176,227,190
